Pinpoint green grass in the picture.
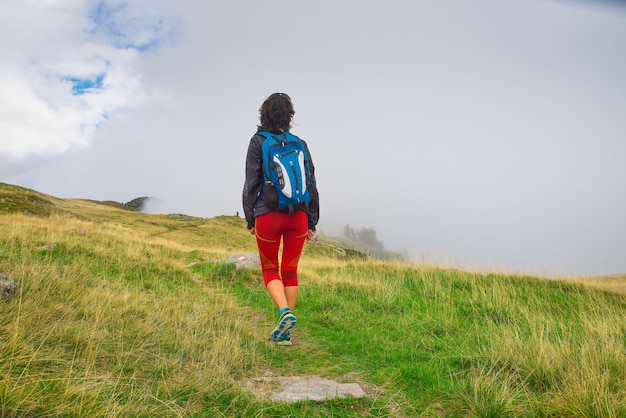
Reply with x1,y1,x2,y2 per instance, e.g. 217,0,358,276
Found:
1,182,625,417
222,263,626,417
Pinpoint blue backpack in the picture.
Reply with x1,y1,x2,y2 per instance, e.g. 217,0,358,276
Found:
258,131,311,211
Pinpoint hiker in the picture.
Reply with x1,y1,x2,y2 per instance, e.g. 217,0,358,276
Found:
242,93,320,346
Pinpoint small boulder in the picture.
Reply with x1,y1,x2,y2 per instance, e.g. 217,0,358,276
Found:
0,273,20,301
242,375,367,403
269,378,366,403
37,244,57,251
225,253,261,270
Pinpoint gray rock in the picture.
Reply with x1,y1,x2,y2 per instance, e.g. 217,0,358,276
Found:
0,274,19,301
37,244,57,251
225,253,261,270
269,378,366,403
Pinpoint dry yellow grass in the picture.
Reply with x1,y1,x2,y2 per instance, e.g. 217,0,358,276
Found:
566,274,626,294
1,205,262,416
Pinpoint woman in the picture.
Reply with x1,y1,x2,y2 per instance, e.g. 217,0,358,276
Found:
242,93,320,346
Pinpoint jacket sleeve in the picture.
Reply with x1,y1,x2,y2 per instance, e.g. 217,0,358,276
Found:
242,135,264,229
303,141,320,230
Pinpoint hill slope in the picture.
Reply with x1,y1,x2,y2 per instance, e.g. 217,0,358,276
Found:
1,183,625,417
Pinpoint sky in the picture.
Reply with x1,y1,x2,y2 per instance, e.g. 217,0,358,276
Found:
1,0,625,278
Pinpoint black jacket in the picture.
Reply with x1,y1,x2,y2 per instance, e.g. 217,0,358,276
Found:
242,131,319,230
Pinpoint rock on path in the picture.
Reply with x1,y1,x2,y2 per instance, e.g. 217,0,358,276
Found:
243,376,366,403
270,378,366,402
225,253,261,270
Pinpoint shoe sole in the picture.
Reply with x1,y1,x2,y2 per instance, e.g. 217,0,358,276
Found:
269,313,296,342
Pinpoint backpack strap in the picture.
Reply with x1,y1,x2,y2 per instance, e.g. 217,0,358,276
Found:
257,131,278,183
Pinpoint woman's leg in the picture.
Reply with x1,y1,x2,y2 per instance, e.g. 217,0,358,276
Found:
281,211,308,309
265,280,289,309
255,212,288,308
284,286,298,311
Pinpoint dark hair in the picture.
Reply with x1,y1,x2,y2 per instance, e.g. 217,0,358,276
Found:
258,93,295,132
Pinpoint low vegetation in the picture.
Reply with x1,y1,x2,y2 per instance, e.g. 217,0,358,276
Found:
1,182,624,417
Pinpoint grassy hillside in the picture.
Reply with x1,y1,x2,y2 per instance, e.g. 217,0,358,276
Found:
1,183,625,417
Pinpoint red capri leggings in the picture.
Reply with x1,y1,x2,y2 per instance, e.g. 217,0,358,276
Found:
255,210,308,287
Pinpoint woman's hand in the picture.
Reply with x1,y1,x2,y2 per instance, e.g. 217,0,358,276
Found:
248,227,255,236
306,229,316,241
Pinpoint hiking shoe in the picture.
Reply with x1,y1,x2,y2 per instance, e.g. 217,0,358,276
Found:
276,334,292,346
275,330,292,346
269,309,296,342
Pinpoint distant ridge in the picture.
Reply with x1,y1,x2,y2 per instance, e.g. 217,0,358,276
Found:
0,182,148,215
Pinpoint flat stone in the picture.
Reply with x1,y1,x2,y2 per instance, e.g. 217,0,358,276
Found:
1,274,19,301
37,244,57,251
268,378,366,403
225,253,261,270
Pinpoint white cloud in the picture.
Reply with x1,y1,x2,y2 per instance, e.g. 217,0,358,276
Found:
0,0,169,159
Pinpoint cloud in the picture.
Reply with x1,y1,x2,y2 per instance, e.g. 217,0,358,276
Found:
89,0,168,51
0,0,170,159
1,1,625,277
